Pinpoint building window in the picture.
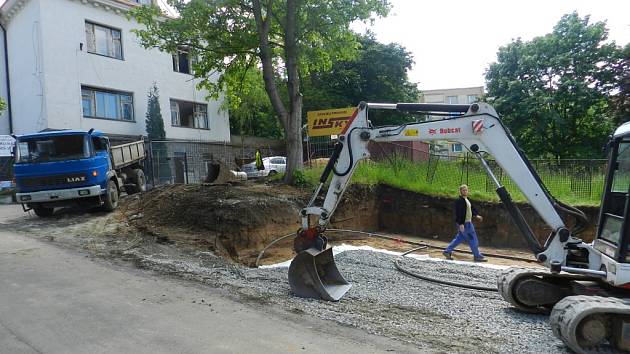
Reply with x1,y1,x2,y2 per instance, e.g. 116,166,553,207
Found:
447,96,460,117
467,95,478,103
85,22,123,60
170,99,208,129
452,143,463,153
172,47,194,74
82,86,134,121
170,101,180,126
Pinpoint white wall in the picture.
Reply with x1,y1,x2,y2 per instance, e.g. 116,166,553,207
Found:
7,0,230,141
4,0,47,134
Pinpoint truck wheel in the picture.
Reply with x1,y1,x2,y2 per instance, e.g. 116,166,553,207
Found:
102,179,119,211
133,169,146,193
33,205,54,217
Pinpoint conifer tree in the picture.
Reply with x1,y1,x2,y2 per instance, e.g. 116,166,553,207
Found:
145,83,165,140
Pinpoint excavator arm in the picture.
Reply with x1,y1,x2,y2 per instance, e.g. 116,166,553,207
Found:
300,102,583,265
290,101,595,301
289,101,630,354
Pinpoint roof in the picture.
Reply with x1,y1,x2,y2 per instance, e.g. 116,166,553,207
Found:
16,130,104,139
614,122,630,138
0,0,156,25
421,86,485,95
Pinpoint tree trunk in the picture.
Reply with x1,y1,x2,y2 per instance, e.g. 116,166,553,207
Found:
282,0,303,183
252,0,304,184
285,103,303,183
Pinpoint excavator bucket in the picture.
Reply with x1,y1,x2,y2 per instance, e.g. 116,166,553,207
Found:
205,161,247,184
288,247,351,301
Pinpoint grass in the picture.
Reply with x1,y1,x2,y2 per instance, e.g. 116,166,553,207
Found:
300,158,604,207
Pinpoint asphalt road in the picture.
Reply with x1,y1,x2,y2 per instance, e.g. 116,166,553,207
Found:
0,205,420,354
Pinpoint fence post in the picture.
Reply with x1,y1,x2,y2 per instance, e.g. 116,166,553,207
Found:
156,149,160,185
184,152,189,184
148,140,155,189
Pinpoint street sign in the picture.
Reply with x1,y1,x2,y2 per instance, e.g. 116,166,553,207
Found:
0,135,15,157
306,107,357,137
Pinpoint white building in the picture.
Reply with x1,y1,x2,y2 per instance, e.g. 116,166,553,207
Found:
0,0,230,142
420,86,484,156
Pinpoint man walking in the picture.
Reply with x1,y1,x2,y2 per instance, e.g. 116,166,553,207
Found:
443,184,487,262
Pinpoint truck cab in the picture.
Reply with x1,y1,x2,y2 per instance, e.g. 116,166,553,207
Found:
13,130,145,217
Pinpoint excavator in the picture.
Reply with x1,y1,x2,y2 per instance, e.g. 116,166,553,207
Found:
288,101,630,353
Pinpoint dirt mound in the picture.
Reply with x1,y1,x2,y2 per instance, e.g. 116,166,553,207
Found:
125,183,311,264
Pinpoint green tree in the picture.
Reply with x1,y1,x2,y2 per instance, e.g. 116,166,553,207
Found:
610,43,630,127
227,69,283,139
145,83,165,140
303,33,420,126
485,13,625,159
229,34,418,137
131,0,390,183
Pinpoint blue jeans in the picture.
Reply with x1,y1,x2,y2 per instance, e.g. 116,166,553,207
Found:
445,222,483,259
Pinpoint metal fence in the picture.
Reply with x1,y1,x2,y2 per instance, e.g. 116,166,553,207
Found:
0,157,12,181
308,139,607,201
147,140,284,186
423,154,607,200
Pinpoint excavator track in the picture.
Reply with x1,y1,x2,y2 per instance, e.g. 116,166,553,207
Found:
550,295,630,353
498,268,603,314
499,268,554,313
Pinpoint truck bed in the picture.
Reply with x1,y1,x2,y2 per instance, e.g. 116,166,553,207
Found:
111,140,145,169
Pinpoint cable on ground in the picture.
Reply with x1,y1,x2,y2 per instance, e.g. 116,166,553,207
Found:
393,246,498,292
325,229,537,263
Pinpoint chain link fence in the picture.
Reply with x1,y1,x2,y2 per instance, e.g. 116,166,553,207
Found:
306,139,607,201
147,139,285,187
422,153,607,199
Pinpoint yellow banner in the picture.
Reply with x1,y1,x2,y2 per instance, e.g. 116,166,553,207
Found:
307,107,357,137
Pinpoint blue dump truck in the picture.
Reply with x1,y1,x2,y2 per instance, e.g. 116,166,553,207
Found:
13,129,146,217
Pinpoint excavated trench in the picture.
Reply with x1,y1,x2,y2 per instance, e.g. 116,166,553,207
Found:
125,182,599,266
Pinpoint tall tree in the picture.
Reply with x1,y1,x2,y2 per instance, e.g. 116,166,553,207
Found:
303,33,420,126
229,34,419,138
145,83,165,140
610,43,630,127
227,68,283,139
485,13,626,159
132,0,390,183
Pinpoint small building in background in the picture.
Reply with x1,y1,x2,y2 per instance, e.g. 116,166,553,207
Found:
420,86,484,156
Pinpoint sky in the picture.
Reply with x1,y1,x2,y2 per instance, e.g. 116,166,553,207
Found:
356,0,630,90
0,0,626,91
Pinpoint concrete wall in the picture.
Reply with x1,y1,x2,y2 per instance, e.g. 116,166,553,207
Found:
2,0,230,142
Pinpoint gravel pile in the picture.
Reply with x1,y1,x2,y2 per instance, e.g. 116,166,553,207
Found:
128,247,570,354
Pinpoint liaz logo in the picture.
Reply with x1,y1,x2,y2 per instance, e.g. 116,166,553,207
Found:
428,128,437,135
67,176,86,183
312,117,348,130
